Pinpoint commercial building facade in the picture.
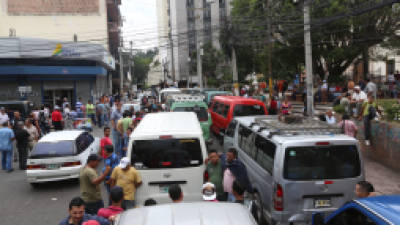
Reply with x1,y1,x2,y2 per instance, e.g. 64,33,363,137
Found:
156,0,232,84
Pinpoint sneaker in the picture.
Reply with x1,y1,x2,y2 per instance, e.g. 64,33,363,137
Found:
365,140,370,146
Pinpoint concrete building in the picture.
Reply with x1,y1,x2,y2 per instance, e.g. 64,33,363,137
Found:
0,0,122,106
156,0,232,85
146,54,164,86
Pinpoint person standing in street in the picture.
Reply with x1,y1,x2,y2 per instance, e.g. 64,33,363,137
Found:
97,186,124,220
0,122,15,172
52,106,64,131
102,145,119,195
80,154,111,215
24,119,39,151
15,121,30,170
110,157,142,209
364,78,377,100
325,110,336,125
86,100,96,126
110,102,123,157
58,197,110,225
76,97,84,118
360,95,378,146
99,127,113,159
205,150,224,201
0,107,9,125
351,86,367,117
120,127,132,159
338,114,358,138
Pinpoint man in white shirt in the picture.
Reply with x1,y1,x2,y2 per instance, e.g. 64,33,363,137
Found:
351,86,367,117
364,78,377,99
0,107,9,125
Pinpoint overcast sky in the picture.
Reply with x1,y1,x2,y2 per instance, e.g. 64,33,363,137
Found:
120,0,158,50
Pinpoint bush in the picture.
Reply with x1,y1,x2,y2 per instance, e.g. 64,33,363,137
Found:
385,104,400,121
333,104,345,114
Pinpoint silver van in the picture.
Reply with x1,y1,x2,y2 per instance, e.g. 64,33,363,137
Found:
224,116,364,225
115,202,258,225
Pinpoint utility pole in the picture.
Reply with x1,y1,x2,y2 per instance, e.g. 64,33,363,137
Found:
266,0,273,98
232,47,239,96
129,41,133,84
119,47,124,93
303,0,314,116
169,31,176,82
197,41,203,89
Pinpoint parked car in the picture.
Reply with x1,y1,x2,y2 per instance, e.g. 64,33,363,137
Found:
115,202,258,225
209,96,267,136
312,195,400,225
169,95,212,143
203,90,233,106
225,115,364,225
26,130,99,186
0,100,33,119
127,112,207,205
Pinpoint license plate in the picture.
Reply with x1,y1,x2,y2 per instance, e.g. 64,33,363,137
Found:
314,199,331,208
46,164,60,170
159,185,169,193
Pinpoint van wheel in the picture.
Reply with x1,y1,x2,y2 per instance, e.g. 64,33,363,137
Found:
252,192,267,225
30,183,40,188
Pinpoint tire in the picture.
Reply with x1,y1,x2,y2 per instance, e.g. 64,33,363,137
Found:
30,183,40,188
252,192,268,225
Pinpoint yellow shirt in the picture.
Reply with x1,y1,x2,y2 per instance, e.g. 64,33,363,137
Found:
111,167,142,200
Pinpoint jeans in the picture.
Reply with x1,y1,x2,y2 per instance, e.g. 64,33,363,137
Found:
88,113,96,126
227,193,236,202
17,146,28,170
112,129,122,157
1,150,13,171
364,116,371,141
122,200,136,210
85,200,104,215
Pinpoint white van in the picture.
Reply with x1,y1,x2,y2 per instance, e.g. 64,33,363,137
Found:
127,112,207,205
159,88,181,102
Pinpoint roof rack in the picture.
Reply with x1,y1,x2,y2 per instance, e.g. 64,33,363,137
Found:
254,116,342,137
169,94,204,102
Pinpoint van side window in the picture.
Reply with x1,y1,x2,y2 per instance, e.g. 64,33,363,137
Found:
212,101,219,113
327,208,377,225
238,125,256,158
76,133,90,154
222,104,230,118
255,135,276,174
226,121,237,137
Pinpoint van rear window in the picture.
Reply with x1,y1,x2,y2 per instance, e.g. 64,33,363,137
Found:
131,138,203,169
284,145,360,180
233,104,265,117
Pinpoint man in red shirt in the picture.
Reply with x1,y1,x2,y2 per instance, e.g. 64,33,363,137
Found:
97,186,124,219
51,106,63,131
99,127,113,159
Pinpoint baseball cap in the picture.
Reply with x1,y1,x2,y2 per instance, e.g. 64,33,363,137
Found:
202,182,217,201
87,154,101,163
118,157,131,169
354,85,360,90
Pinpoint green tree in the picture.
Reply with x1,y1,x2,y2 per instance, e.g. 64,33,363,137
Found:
132,48,158,84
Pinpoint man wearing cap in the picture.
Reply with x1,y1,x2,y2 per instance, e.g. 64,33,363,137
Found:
110,157,142,209
80,154,111,215
202,182,218,202
350,86,367,117
0,107,9,125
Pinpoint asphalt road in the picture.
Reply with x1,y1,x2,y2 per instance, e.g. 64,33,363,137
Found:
0,127,399,225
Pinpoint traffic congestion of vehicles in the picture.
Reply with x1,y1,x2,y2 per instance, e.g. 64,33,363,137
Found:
1,86,398,225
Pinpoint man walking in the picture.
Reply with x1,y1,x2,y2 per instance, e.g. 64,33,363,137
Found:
110,157,142,209
360,95,378,146
364,78,377,99
14,121,30,170
86,100,96,126
0,122,15,172
80,154,111,215
205,150,224,201
110,102,123,156
103,145,119,195
52,106,64,131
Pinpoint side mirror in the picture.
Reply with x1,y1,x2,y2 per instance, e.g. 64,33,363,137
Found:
312,212,324,225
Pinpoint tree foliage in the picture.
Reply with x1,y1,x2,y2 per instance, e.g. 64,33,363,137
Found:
221,0,400,83
132,48,158,84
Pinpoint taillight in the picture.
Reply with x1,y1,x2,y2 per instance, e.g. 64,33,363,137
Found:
27,165,44,170
274,184,283,211
316,142,330,146
63,161,81,167
159,135,172,139
204,170,209,182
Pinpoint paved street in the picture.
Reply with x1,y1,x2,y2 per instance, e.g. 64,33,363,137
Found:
0,127,399,225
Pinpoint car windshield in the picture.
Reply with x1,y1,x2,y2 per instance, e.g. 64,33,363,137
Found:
30,141,75,158
233,104,265,117
173,106,208,121
131,138,203,169
284,145,361,180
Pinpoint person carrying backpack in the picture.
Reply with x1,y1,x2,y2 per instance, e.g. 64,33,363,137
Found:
359,95,378,146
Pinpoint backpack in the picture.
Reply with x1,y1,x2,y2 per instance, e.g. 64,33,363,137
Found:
368,105,377,120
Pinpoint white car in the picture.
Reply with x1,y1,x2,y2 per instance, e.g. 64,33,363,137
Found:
115,202,257,225
26,130,99,185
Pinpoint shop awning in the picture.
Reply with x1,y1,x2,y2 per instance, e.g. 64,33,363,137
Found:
0,66,107,75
